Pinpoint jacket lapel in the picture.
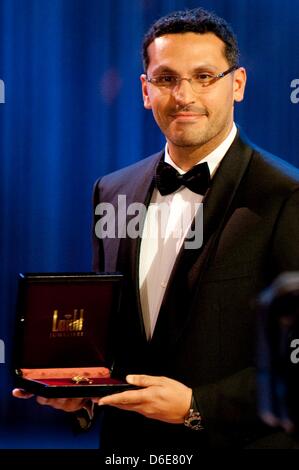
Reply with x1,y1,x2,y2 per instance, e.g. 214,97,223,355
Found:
150,132,254,349
101,152,162,273
115,151,163,338
116,151,162,270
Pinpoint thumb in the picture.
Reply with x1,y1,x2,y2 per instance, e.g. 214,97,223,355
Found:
12,388,34,399
126,374,164,387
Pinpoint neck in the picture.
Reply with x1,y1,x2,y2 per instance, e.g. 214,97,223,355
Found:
167,124,233,171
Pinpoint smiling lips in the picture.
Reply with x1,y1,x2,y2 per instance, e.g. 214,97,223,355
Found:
171,112,207,121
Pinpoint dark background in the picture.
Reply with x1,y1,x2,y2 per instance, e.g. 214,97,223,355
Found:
0,0,299,449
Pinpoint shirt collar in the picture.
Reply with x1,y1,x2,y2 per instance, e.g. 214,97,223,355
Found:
164,122,237,177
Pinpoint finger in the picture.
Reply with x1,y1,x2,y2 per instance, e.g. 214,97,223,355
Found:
103,403,144,412
35,396,85,411
98,389,146,407
126,374,165,387
91,397,103,404
281,419,295,434
12,388,34,399
36,396,51,406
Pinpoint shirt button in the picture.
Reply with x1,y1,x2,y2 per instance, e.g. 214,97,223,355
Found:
161,281,167,288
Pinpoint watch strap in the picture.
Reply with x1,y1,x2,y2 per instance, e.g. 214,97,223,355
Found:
184,393,204,431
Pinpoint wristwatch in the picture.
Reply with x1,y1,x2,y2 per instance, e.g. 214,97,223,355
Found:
184,393,204,431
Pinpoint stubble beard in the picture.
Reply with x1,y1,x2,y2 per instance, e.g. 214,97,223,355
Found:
166,114,232,151
167,124,216,149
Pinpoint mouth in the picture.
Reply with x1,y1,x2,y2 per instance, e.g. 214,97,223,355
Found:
170,113,207,123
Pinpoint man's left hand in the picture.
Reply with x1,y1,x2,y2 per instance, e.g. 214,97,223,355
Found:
92,374,192,424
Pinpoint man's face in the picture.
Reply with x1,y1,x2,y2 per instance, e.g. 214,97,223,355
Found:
141,32,246,154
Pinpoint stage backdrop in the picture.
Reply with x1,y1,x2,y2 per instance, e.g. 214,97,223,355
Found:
0,0,298,449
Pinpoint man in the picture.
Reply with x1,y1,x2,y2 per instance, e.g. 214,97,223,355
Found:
14,8,299,450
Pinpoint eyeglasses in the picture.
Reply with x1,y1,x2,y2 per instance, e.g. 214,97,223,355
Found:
146,65,238,93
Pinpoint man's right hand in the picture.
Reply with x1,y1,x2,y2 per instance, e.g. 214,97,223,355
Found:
12,389,87,412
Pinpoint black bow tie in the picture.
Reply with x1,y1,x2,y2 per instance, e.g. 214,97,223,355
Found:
154,160,211,196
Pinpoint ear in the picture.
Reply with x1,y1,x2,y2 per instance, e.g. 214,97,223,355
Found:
233,67,247,103
140,74,152,109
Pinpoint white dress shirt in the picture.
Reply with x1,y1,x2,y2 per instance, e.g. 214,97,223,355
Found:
139,123,237,340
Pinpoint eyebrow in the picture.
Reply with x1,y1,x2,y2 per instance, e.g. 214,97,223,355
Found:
150,64,219,75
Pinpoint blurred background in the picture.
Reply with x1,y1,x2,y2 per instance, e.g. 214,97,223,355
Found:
0,0,299,449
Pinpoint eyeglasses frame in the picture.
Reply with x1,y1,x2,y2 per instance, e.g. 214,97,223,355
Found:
146,65,239,92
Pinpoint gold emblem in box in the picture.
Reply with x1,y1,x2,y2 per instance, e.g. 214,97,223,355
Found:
50,308,84,338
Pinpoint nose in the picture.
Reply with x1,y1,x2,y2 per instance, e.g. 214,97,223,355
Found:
172,78,196,106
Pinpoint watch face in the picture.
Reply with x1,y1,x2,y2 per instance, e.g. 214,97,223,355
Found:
190,417,200,426
184,411,203,431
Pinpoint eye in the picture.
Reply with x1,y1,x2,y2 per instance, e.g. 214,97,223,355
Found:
194,73,215,83
154,75,178,86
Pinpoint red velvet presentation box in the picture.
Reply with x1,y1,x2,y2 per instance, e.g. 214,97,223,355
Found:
14,272,135,397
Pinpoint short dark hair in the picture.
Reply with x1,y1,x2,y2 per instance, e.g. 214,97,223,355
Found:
142,8,240,71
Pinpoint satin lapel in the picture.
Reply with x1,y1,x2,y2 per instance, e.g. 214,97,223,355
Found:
116,151,163,338
150,133,254,348
102,152,163,272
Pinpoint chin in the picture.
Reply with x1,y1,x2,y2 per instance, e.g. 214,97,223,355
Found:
168,127,208,145
170,133,208,147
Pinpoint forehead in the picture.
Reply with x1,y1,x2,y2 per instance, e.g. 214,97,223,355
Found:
147,32,228,72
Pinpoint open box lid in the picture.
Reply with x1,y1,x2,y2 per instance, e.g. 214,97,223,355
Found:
13,272,135,397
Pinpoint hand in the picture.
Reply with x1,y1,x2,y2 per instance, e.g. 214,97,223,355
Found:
12,389,87,412
260,411,296,434
92,374,192,424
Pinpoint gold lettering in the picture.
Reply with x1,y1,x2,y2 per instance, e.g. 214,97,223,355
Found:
52,309,58,332
68,310,77,331
78,309,84,331
51,308,85,336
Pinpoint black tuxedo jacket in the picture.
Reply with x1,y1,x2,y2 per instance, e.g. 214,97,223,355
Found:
92,131,299,449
